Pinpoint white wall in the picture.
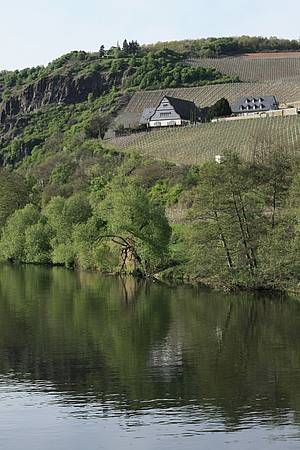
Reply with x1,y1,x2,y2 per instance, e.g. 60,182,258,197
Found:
149,119,182,128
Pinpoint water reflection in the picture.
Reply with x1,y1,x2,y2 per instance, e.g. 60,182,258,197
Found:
0,264,300,449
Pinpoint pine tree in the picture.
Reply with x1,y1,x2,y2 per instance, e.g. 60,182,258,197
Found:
122,39,129,55
99,45,105,57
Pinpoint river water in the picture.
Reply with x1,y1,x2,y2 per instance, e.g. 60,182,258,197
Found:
0,264,300,449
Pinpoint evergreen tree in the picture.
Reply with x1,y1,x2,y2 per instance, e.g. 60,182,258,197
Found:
99,45,106,57
122,39,129,55
128,40,140,55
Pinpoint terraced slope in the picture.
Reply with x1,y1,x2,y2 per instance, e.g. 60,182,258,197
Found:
109,115,300,165
114,81,300,129
188,55,300,82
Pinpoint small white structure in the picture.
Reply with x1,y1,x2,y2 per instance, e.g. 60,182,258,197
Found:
215,155,226,164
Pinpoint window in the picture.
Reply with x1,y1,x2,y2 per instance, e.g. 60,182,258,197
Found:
160,112,172,117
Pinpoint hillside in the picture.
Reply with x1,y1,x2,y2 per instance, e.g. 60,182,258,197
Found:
146,36,300,57
0,45,235,165
109,115,300,165
113,80,300,129
188,53,300,82
2,36,300,167
1,37,300,288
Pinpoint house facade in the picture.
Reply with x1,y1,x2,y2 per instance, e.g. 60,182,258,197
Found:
232,96,279,115
140,96,200,128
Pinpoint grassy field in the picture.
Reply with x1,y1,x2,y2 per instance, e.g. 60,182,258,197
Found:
188,55,300,82
114,81,300,129
109,115,300,165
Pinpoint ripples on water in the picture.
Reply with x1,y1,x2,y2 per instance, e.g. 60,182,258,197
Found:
0,265,300,449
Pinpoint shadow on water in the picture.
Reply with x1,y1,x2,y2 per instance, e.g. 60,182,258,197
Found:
0,263,300,431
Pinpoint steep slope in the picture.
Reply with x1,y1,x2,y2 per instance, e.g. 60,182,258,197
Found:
0,46,234,165
109,115,300,165
188,54,300,82
0,71,110,124
114,80,300,129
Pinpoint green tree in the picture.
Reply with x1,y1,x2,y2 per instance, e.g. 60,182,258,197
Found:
85,113,111,139
0,169,28,229
99,179,171,274
0,204,40,262
99,45,106,57
25,222,52,264
187,155,267,286
122,39,129,55
44,194,92,267
251,143,293,228
206,98,232,121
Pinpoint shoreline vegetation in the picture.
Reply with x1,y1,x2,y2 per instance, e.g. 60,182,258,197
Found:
1,146,300,294
2,36,300,294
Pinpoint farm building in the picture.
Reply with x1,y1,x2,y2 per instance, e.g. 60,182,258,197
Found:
140,96,201,128
232,96,279,114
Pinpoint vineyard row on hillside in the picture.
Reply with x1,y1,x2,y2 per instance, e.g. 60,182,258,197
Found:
114,81,300,129
188,57,300,82
109,115,300,165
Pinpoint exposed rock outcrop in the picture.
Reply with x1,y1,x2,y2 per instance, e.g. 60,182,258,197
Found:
0,71,111,124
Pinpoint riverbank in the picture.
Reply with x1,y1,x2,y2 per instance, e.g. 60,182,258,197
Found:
1,151,300,294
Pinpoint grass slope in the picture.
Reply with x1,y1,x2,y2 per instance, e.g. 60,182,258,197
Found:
109,115,300,165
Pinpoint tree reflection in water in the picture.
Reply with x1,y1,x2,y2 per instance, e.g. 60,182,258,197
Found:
0,263,300,431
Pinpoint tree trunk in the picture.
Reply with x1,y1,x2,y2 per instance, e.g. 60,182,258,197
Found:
232,191,255,275
214,210,234,271
237,192,257,269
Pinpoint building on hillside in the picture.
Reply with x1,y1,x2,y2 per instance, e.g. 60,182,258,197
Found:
232,96,279,115
139,96,202,128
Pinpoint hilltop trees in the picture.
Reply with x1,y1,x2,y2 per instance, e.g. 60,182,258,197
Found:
147,36,300,57
122,39,141,55
124,49,235,90
99,45,106,57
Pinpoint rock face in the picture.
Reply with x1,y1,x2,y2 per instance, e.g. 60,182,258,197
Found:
0,71,111,124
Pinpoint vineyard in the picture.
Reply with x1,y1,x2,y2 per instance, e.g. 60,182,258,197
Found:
188,56,300,82
109,116,300,165
114,80,300,129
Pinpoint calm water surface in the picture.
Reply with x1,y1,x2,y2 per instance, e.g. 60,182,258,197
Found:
1,264,300,449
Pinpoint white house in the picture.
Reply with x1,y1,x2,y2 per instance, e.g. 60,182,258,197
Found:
139,96,201,128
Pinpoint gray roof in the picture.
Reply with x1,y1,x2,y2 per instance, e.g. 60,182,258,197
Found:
165,96,199,121
232,95,278,113
139,107,156,124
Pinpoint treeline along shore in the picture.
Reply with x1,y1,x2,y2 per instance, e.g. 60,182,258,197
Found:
2,36,300,292
1,143,300,293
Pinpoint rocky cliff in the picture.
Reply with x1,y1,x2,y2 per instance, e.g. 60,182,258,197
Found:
0,71,111,124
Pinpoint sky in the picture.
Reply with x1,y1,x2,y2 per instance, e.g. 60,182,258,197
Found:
1,0,300,70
